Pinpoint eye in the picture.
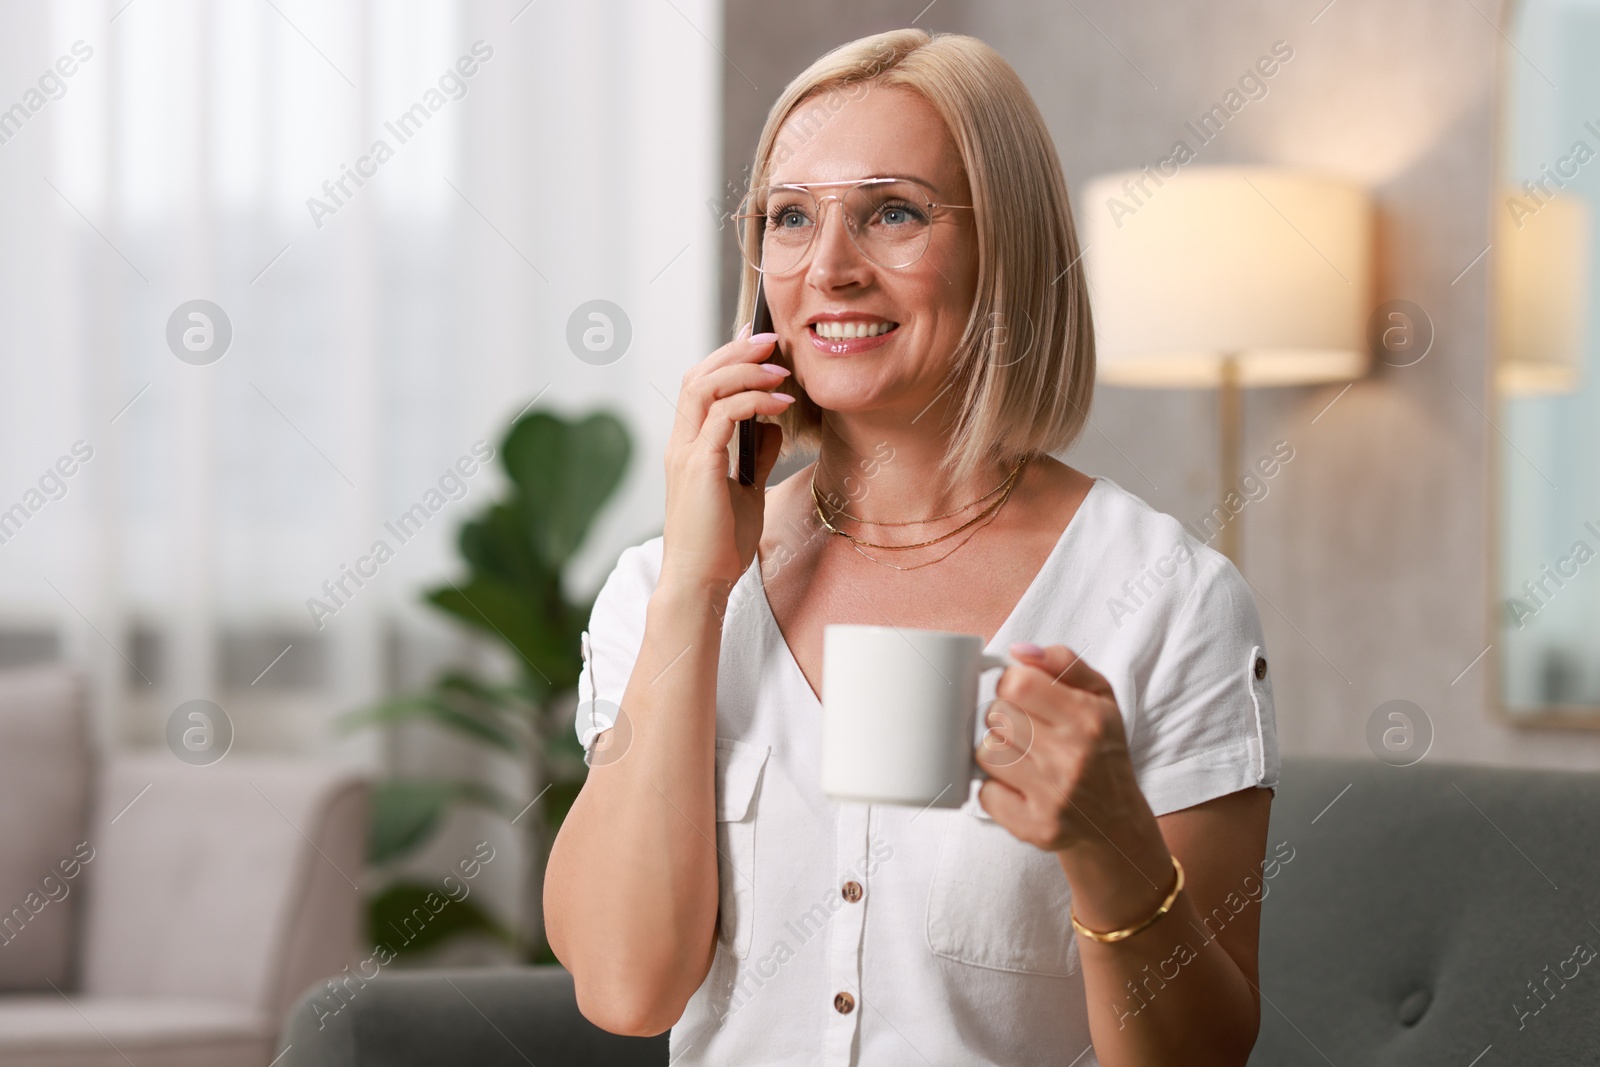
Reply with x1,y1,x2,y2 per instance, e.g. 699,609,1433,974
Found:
872,200,928,227
771,207,811,229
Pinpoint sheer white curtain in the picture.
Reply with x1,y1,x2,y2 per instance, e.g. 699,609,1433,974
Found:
0,0,720,760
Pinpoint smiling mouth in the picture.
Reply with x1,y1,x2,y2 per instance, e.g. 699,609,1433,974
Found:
809,321,899,340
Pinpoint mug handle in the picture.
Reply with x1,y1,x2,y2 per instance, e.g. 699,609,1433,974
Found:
971,652,1019,784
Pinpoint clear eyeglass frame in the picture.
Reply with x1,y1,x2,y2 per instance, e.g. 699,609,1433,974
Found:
732,176,974,276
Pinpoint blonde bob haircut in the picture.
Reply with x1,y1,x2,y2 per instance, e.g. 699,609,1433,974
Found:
733,28,1095,493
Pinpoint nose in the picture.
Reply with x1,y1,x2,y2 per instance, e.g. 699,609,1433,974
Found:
804,195,871,291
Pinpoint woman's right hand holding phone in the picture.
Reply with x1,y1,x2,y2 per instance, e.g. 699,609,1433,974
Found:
659,325,792,599
549,327,791,1027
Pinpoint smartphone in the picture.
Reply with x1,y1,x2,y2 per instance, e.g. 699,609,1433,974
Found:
738,277,776,485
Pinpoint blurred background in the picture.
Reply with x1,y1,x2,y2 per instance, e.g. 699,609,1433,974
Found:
0,0,1597,1055
0,0,720,979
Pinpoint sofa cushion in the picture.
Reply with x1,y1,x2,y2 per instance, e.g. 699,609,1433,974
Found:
279,966,667,1067
1251,756,1600,1065
79,753,367,1022
0,668,90,992
0,995,269,1067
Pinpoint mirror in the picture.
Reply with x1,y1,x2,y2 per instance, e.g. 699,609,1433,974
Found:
1493,0,1599,724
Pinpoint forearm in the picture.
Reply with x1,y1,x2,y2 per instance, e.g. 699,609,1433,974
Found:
1060,818,1259,1065
545,579,727,1034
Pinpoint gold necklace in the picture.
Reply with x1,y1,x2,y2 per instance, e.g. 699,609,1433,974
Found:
811,458,1020,526
813,467,1020,551
812,456,1027,553
837,501,1009,570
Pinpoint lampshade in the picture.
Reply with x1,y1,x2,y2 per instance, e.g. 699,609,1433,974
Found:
1081,166,1373,387
1495,191,1591,396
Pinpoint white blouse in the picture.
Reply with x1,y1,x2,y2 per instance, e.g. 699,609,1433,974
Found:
575,475,1280,1066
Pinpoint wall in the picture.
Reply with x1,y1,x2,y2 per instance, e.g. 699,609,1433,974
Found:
721,0,1600,770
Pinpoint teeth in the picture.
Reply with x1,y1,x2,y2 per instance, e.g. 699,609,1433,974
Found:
812,320,895,340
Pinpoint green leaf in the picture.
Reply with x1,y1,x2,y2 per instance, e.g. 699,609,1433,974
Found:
434,670,536,709
412,409,630,692
501,411,631,568
424,577,578,692
369,780,514,865
368,881,513,957
336,693,519,753
456,501,553,591
437,671,555,726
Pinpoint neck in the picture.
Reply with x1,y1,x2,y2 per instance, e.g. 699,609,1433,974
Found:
810,415,1016,524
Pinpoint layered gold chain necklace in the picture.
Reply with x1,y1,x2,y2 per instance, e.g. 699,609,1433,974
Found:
809,455,1028,571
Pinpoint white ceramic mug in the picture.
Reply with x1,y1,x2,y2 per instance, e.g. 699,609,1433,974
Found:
820,623,1015,808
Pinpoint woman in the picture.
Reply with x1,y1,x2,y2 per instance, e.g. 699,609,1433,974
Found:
545,27,1279,1067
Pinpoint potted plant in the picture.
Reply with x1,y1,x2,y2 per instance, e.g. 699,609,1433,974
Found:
340,407,632,963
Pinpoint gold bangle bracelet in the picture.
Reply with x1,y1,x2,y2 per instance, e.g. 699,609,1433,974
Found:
1070,855,1185,944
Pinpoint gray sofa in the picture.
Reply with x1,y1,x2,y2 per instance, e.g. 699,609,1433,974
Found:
0,665,370,1067
279,756,1600,1065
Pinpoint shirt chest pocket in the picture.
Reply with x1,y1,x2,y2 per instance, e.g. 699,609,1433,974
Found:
925,808,1081,977
714,738,770,961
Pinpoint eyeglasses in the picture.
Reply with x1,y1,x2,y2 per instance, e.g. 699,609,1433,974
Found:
733,177,974,276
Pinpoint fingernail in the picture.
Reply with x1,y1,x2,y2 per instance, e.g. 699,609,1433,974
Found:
750,331,779,344
773,393,796,403
739,321,752,339
1010,642,1045,659
758,363,790,376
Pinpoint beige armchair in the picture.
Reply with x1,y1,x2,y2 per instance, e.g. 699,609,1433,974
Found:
0,665,368,1067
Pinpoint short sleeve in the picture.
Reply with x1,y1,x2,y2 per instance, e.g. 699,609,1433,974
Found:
1129,554,1280,817
574,539,659,758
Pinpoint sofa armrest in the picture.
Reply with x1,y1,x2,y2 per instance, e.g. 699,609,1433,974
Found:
77,752,368,1026
277,966,667,1067
0,665,91,992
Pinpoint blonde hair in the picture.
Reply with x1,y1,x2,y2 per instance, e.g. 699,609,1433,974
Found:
734,28,1095,492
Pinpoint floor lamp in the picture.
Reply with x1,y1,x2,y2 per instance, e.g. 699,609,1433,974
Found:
1081,166,1374,565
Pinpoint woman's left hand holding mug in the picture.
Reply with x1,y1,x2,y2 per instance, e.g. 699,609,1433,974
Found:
974,643,1160,858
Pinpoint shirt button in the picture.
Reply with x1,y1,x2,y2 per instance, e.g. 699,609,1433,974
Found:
841,880,863,903
834,992,855,1014
1254,656,1268,680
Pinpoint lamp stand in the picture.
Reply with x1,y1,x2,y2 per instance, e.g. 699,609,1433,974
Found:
1218,353,1242,567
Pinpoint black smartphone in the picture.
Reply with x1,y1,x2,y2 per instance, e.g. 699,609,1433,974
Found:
738,278,776,485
